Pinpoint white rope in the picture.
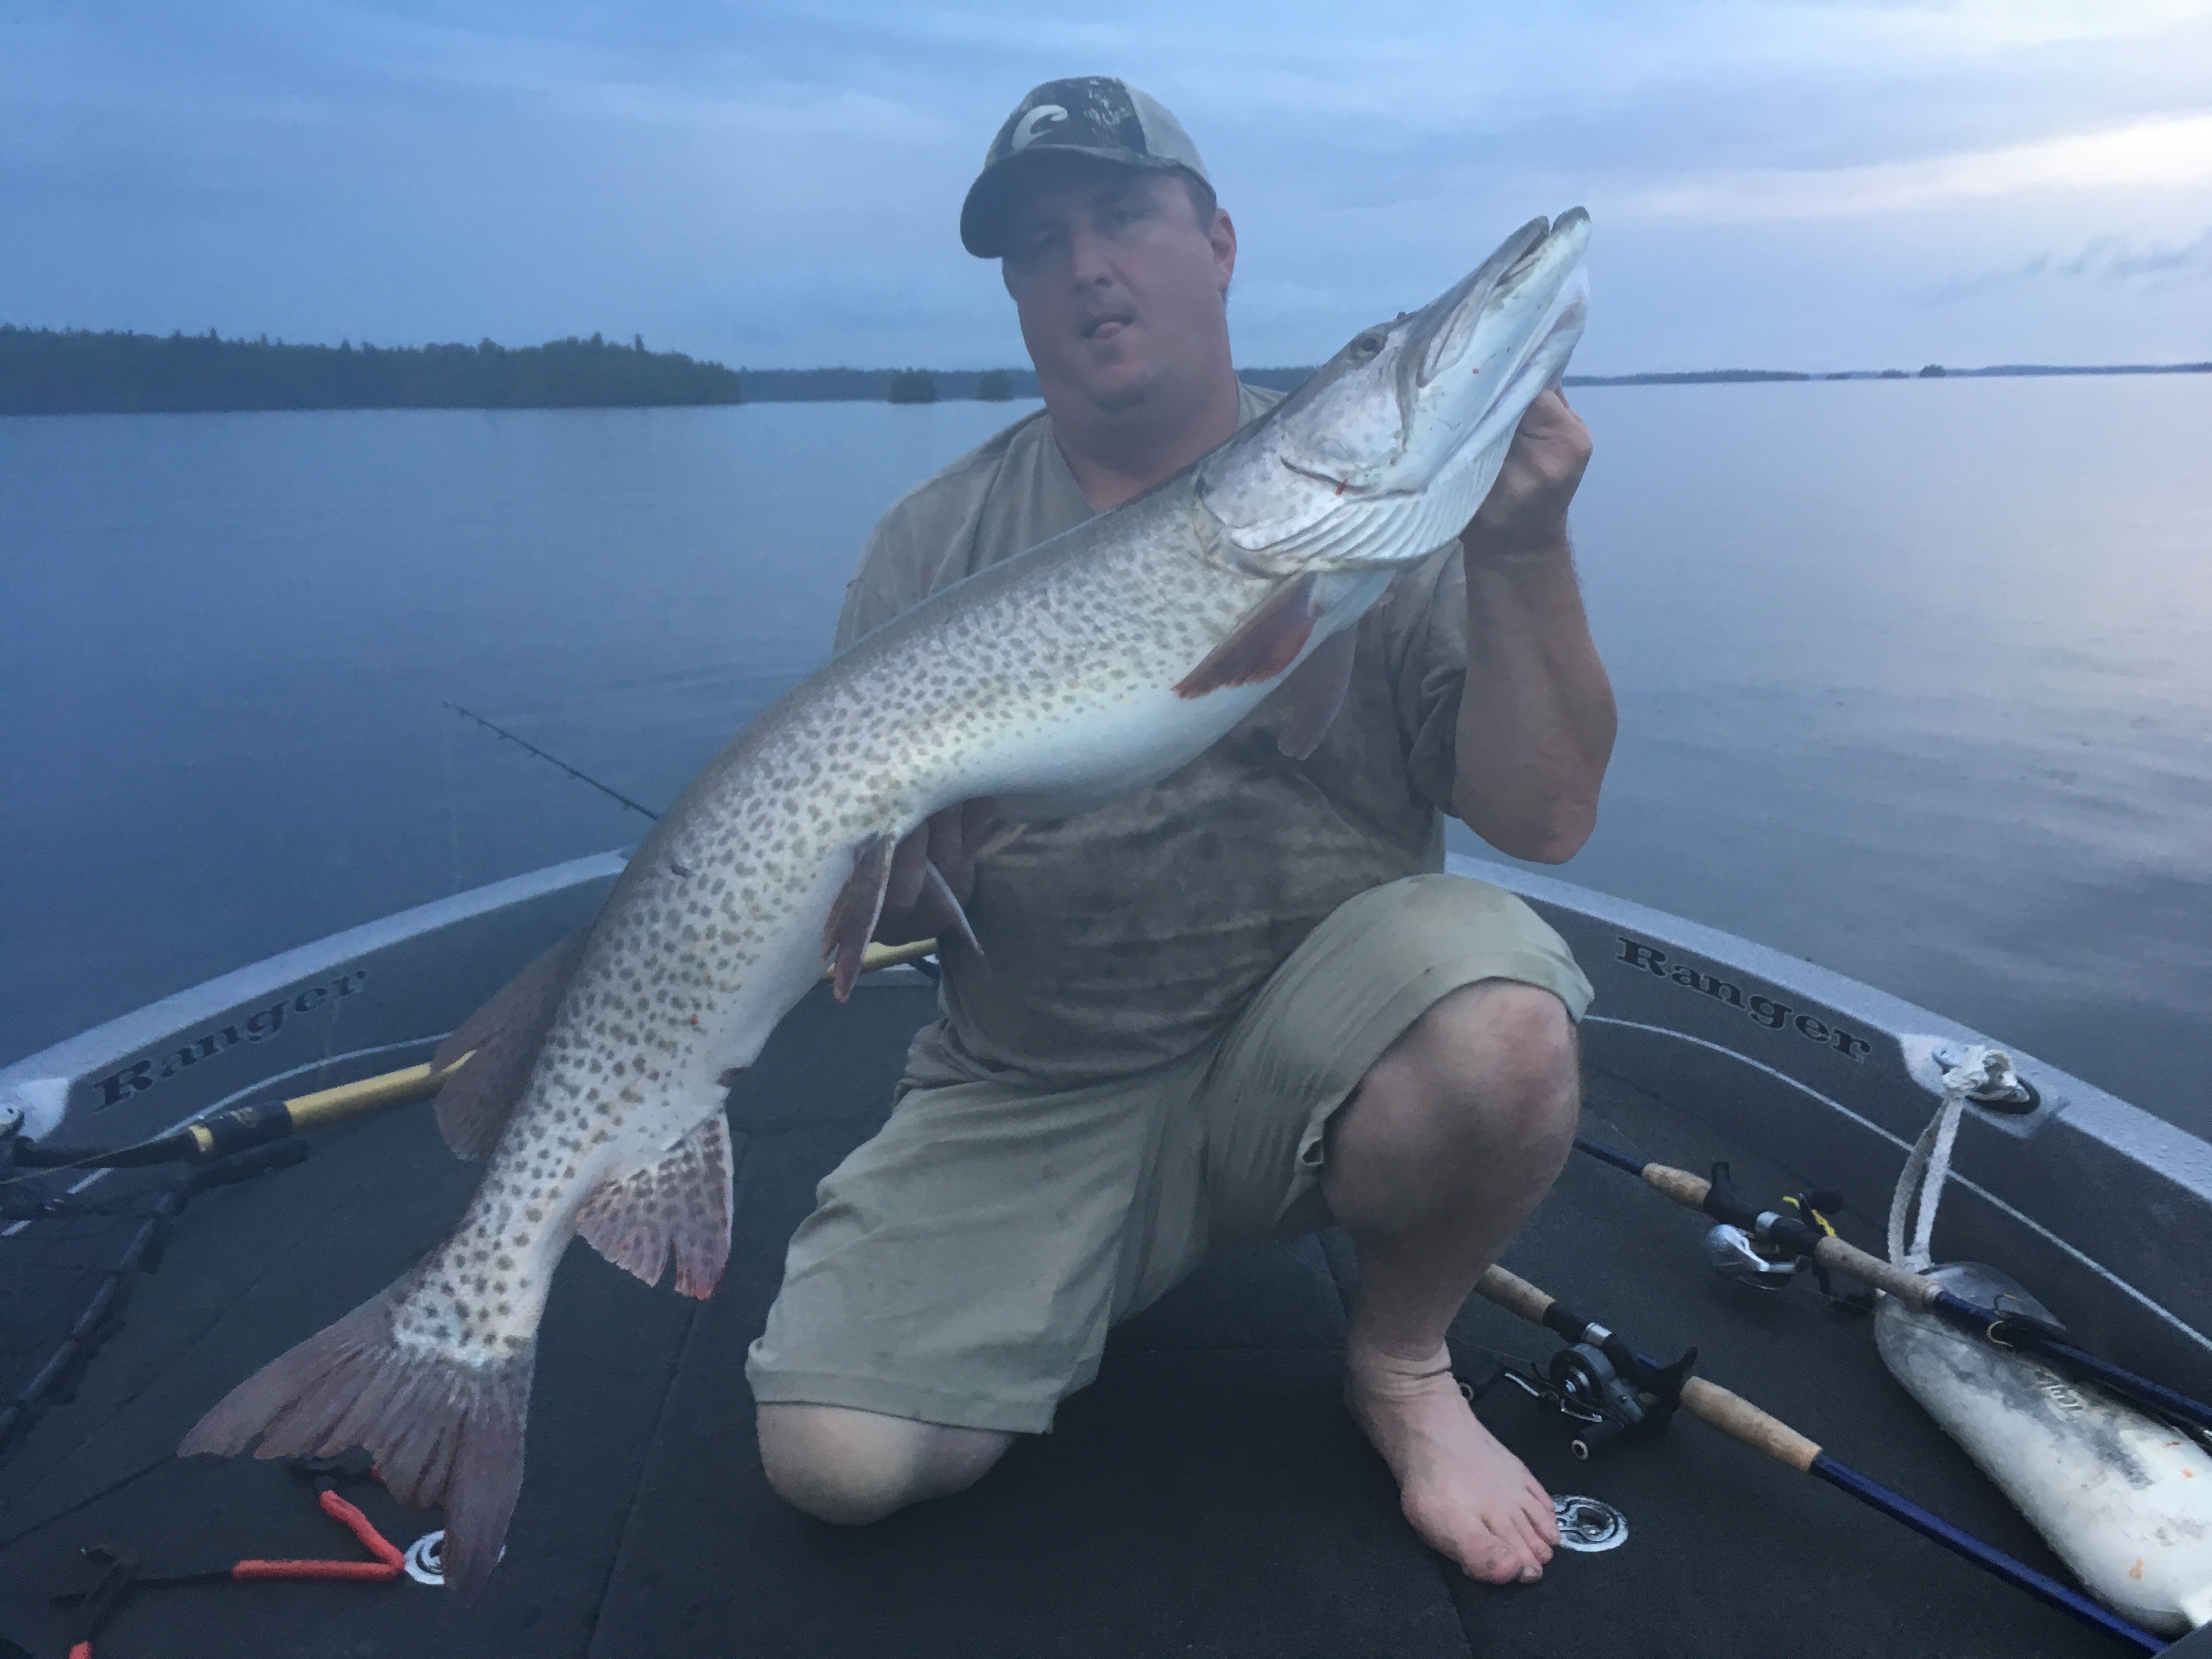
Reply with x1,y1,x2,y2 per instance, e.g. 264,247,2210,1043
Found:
1888,1045,2016,1272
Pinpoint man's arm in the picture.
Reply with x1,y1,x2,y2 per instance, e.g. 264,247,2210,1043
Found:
1449,388,1616,864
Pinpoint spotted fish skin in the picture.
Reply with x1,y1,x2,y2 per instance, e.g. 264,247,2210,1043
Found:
179,210,1594,1600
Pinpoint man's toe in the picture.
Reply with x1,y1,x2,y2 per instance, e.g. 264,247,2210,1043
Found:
1508,1509,1553,1566
1462,1527,1523,1584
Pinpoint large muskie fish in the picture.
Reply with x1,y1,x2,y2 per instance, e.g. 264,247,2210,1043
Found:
182,210,1593,1596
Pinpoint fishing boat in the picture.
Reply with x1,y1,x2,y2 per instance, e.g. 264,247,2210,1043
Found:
2,845,2207,1657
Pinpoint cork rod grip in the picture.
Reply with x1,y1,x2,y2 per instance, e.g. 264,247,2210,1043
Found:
1640,1163,1712,1207
1679,1377,1823,1472
1813,1235,1943,1309
1474,1266,1556,1328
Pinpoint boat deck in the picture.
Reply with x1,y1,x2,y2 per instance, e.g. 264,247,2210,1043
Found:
0,978,2128,1657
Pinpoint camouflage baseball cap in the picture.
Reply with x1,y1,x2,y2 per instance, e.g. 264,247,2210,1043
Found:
961,77,1211,258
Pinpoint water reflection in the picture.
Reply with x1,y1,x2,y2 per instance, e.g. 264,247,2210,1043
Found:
1460,375,2212,1133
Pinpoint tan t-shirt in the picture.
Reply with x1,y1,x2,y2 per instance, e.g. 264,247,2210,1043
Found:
835,385,1472,1091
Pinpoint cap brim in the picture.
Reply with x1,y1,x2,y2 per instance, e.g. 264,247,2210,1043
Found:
960,147,1190,258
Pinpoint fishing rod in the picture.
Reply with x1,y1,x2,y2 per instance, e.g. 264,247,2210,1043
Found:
0,1141,312,1465
439,698,944,984
2,940,938,1188
442,700,662,822
1572,1133,2212,1437
1472,1263,2173,1655
1,1059,469,1183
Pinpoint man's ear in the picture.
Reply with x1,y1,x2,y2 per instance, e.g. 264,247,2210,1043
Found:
1211,209,1238,298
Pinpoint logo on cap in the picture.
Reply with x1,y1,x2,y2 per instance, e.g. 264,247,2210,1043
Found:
1010,104,1069,152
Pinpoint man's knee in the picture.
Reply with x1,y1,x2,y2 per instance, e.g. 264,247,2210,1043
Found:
757,1402,1012,1525
1395,979,1579,1139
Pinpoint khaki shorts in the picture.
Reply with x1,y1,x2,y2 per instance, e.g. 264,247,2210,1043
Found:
745,873,1592,1433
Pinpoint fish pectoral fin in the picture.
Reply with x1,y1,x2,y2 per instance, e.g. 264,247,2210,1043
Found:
573,1110,738,1299
822,832,898,1002
1271,621,1359,760
1173,573,1319,699
921,860,986,965
430,930,590,1160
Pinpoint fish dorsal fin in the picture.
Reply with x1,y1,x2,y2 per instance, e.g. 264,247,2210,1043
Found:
822,832,898,1001
1173,573,1318,698
573,1110,737,1299
430,930,590,1161
1271,621,1359,760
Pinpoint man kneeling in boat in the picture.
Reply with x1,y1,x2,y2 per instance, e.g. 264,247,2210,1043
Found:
747,77,1616,1588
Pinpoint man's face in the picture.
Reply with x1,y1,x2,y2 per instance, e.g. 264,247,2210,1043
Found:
998,156,1236,416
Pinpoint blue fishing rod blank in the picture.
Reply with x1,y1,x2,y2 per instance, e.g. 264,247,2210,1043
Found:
1809,1454,2168,1653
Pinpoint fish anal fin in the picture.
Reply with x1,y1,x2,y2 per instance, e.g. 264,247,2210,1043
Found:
430,931,591,1160
573,1110,736,1300
1271,622,1359,760
1174,573,1318,699
823,832,898,1001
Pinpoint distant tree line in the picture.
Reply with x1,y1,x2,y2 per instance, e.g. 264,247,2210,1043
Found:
0,326,748,415
6,325,2201,417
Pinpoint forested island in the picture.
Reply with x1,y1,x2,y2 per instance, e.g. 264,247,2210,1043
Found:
0,326,758,415
2,323,2203,415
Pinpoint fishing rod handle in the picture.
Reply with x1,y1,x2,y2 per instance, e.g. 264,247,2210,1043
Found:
1640,1163,1711,1207
1677,1377,1821,1473
1809,1234,1943,1310
1477,1266,1825,1471
1475,1265,1554,1327
280,1054,468,1133
1622,1152,1944,1310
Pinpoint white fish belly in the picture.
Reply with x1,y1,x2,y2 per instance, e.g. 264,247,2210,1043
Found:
982,571,1390,822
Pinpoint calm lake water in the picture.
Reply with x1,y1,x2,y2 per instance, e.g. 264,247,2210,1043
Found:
4,379,2209,1138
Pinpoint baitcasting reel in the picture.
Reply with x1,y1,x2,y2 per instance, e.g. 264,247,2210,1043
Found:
1498,1324,1699,1460
1699,1164,1875,1312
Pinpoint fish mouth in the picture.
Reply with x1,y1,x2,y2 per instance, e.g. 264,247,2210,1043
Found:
1410,210,1582,390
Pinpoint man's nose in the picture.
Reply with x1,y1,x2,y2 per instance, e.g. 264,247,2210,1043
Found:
1064,224,1116,286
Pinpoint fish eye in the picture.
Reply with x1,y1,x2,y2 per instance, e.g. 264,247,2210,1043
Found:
1349,331,1387,360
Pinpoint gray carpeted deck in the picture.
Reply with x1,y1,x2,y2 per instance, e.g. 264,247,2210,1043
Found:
0,979,2127,1658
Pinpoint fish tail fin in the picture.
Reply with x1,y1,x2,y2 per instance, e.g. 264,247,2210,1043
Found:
178,1288,532,1601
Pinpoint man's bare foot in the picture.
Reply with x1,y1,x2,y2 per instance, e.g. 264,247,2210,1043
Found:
1345,1341,1558,1584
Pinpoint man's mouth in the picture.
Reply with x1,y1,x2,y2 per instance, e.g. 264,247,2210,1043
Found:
1082,312,1136,341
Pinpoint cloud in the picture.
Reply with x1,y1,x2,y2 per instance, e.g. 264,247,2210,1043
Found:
1928,226,2212,300
1627,111,2212,222
6,1,2212,369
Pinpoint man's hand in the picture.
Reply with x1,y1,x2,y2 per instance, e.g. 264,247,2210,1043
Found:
1463,388,1591,559
875,797,998,946
1448,386,1614,864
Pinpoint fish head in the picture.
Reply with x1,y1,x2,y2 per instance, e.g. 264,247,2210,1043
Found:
1195,210,1589,575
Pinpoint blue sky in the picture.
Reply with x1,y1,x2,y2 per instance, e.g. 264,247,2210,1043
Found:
3,1,2208,374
